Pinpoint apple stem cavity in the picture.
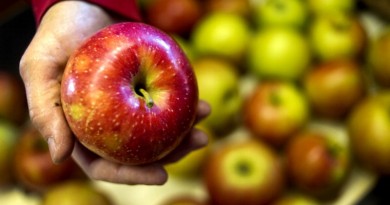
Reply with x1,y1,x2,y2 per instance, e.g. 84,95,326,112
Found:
139,88,154,108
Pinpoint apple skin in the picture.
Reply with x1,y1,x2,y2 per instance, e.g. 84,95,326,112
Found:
13,123,84,192
285,130,350,198
247,27,311,81
0,120,19,187
192,57,242,135
203,138,285,205
244,81,309,147
204,0,251,18
161,195,206,205
61,22,198,165
307,0,355,15
308,13,367,62
272,192,319,205
347,92,390,174
145,0,203,36
0,71,28,125
368,29,390,87
42,180,113,205
252,0,308,29
303,59,366,119
191,12,251,63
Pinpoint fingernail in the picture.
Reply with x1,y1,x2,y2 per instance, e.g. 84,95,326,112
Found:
47,138,59,164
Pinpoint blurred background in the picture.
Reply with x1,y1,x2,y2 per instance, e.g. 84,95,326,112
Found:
1,0,390,204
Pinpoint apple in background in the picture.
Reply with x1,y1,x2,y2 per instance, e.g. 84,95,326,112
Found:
0,120,19,187
145,0,203,36
367,29,390,88
252,0,308,29
307,0,355,15
347,92,390,174
308,13,366,62
285,128,350,198
61,22,198,165
191,11,251,63
42,180,113,205
13,123,84,192
165,125,213,178
192,57,242,135
204,0,251,18
247,27,311,81
244,81,309,147
172,35,197,63
0,71,28,125
160,195,206,205
303,59,366,120
204,137,285,205
272,192,319,205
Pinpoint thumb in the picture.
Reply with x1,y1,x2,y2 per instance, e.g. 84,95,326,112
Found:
20,55,74,164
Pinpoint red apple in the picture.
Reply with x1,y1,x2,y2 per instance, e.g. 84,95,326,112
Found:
368,29,390,88
204,0,251,18
303,59,366,119
0,71,28,125
204,137,285,205
347,92,390,174
145,0,203,36
13,123,84,192
61,22,198,165
42,180,113,205
244,81,309,147
285,127,350,198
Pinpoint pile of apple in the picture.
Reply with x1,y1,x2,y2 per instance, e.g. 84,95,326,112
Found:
0,73,114,203
139,0,390,204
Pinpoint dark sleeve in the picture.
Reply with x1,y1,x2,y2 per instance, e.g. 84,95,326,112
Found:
29,0,142,24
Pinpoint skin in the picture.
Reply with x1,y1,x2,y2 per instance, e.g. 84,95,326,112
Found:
19,1,210,185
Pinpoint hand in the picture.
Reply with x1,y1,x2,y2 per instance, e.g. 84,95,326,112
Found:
19,1,210,185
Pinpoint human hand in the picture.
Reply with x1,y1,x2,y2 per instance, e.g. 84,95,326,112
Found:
19,1,210,185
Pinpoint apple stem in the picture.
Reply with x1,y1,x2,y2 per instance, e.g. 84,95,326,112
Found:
139,88,154,108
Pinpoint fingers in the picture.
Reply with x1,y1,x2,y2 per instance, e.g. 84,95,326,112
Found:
196,100,211,123
159,128,209,164
20,50,74,163
72,142,168,185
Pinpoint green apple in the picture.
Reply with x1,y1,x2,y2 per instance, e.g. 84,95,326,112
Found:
247,27,311,81
165,125,213,178
244,81,309,147
0,120,18,187
347,92,390,174
204,138,285,205
308,13,366,62
42,180,113,205
193,57,243,135
368,29,390,88
253,0,308,28
307,0,355,15
272,192,319,205
173,35,197,63
191,12,251,62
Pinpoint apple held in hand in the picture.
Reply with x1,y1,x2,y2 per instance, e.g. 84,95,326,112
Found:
61,22,198,165
347,92,390,174
244,81,309,147
204,137,285,205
